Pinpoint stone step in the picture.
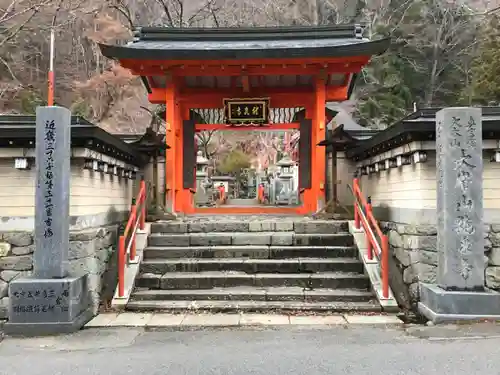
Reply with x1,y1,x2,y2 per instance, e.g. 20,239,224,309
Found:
131,287,374,302
140,258,363,274
143,246,357,259
136,271,370,290
126,299,381,313
147,232,354,247
151,220,348,234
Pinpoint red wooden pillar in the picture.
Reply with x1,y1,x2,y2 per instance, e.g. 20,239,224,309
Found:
314,76,326,212
165,76,178,212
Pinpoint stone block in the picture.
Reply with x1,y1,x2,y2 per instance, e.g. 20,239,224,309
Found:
402,235,437,251
190,233,232,246
68,239,97,260
484,224,491,238
192,221,249,233
403,267,416,284
271,233,294,246
274,221,294,232
0,279,7,298
388,230,404,248
2,232,33,247
232,233,271,246
408,283,420,301
7,276,89,323
137,274,161,289
293,221,347,234
220,222,250,232
68,256,107,277
404,263,437,284
485,267,500,289
249,222,274,232
211,246,269,259
187,222,215,233
0,242,12,257
0,270,32,283
152,222,188,234
69,228,106,241
95,230,116,250
488,248,500,266
0,297,8,319
490,232,500,247
395,224,437,236
491,224,500,233
0,255,33,271
148,235,190,247
415,263,437,283
11,245,35,256
4,275,93,336
410,250,438,266
393,247,410,267
485,238,493,250
419,283,500,324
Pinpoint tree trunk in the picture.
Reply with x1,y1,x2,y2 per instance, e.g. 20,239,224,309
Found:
425,25,444,106
310,0,319,25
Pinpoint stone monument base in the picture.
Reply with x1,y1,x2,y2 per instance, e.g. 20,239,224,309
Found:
4,274,93,336
418,283,500,324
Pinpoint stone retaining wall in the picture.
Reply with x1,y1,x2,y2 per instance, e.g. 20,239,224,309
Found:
382,221,500,305
0,225,119,321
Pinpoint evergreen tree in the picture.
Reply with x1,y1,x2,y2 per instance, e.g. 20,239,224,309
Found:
465,14,500,105
354,0,478,128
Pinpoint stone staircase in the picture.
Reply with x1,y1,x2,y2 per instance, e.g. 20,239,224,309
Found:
127,216,381,313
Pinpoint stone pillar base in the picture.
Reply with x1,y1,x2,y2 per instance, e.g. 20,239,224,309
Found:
4,274,93,336
418,283,500,324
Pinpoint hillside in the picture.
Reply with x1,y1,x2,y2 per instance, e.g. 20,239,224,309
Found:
0,0,498,132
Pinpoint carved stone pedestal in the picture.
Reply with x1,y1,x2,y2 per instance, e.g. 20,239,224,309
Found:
4,275,92,336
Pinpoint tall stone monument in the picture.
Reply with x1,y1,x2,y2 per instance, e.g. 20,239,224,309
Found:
419,107,500,323
5,106,92,336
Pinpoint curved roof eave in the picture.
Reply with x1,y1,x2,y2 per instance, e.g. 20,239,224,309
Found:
99,38,390,62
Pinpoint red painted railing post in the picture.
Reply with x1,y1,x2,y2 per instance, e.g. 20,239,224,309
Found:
129,198,137,262
381,234,389,298
366,199,373,260
117,179,148,298
118,235,125,297
353,178,360,229
140,180,146,230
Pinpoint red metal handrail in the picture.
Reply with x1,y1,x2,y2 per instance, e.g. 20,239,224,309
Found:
352,177,389,299
118,179,146,298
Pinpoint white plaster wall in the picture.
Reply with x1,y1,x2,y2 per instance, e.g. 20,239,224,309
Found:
358,149,500,210
0,148,137,229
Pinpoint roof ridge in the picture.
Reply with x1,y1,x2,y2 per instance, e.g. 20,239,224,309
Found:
132,24,365,42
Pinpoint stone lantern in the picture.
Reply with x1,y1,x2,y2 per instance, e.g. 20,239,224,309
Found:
196,150,209,177
277,154,294,176
275,153,297,205
195,151,212,206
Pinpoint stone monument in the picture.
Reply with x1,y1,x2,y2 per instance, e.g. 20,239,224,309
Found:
419,107,500,323
5,106,92,336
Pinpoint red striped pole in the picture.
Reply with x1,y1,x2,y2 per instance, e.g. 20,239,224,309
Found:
47,28,55,106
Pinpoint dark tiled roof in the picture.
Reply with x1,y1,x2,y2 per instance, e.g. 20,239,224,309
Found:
0,114,147,165
346,107,500,160
99,25,390,61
